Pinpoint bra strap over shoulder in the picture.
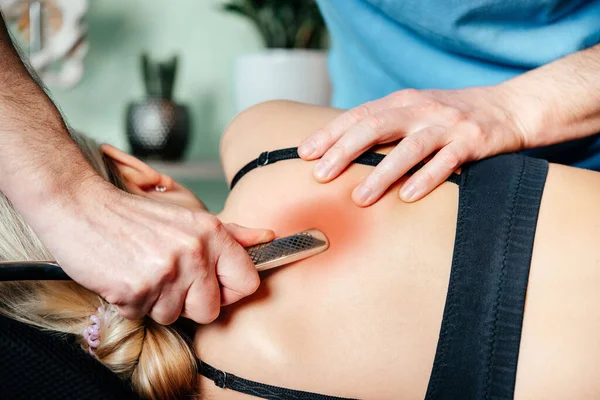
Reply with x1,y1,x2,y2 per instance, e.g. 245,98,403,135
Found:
229,147,460,189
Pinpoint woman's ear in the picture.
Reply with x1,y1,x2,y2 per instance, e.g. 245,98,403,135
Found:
101,144,174,195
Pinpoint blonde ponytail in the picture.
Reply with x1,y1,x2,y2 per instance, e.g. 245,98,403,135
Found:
131,320,197,399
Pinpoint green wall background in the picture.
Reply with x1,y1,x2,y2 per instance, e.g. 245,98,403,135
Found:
44,0,268,212
50,0,263,160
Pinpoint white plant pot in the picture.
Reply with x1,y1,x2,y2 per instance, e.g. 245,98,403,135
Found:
234,49,331,113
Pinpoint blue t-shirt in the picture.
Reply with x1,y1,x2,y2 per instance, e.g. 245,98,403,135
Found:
316,0,600,170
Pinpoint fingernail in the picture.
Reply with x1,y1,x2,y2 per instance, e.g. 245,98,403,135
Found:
400,184,417,202
298,140,317,158
314,160,332,180
353,185,372,204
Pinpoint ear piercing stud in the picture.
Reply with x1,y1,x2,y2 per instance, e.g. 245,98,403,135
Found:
155,185,167,192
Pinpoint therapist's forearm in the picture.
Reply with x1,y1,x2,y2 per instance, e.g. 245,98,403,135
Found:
501,43,600,149
0,14,97,212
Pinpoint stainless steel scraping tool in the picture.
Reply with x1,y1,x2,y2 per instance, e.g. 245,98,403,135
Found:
245,228,329,271
0,229,329,280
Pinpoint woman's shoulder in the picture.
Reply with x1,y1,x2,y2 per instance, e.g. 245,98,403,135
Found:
220,101,343,184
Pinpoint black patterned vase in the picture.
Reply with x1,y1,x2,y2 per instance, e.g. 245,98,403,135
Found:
126,99,190,160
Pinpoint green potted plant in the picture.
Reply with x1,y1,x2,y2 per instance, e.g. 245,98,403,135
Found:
126,54,190,160
220,0,331,112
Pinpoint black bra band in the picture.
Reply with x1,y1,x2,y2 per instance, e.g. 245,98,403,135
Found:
199,361,354,400
230,147,461,189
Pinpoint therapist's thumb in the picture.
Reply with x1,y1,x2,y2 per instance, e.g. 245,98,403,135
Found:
224,223,275,247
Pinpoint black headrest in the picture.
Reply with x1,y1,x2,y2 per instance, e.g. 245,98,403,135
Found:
0,315,140,399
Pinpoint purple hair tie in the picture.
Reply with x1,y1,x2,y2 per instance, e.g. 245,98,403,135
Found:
83,306,105,356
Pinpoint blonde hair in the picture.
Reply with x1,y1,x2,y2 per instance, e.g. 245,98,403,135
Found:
0,132,198,399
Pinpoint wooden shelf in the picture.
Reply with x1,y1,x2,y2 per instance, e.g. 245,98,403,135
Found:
148,160,225,181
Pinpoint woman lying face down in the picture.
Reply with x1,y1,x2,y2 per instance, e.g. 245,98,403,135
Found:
1,101,600,399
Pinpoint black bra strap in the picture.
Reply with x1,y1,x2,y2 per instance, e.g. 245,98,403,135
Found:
199,361,355,400
230,148,300,189
230,147,460,189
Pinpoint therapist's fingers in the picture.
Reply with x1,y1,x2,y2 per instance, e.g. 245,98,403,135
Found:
146,280,187,325
351,126,448,206
399,141,466,202
220,285,250,307
298,100,383,160
223,223,275,247
214,239,261,307
298,90,423,161
180,272,221,324
216,224,274,306
309,108,416,182
178,222,267,322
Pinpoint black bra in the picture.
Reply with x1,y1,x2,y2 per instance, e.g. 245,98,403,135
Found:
230,147,461,189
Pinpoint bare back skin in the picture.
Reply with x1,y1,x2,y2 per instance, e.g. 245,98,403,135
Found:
195,101,600,399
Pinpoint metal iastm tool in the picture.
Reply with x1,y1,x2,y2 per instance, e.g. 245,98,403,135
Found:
246,228,329,272
0,228,329,281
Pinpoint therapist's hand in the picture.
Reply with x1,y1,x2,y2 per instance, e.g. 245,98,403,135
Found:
0,13,275,327
35,176,274,325
298,85,528,205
